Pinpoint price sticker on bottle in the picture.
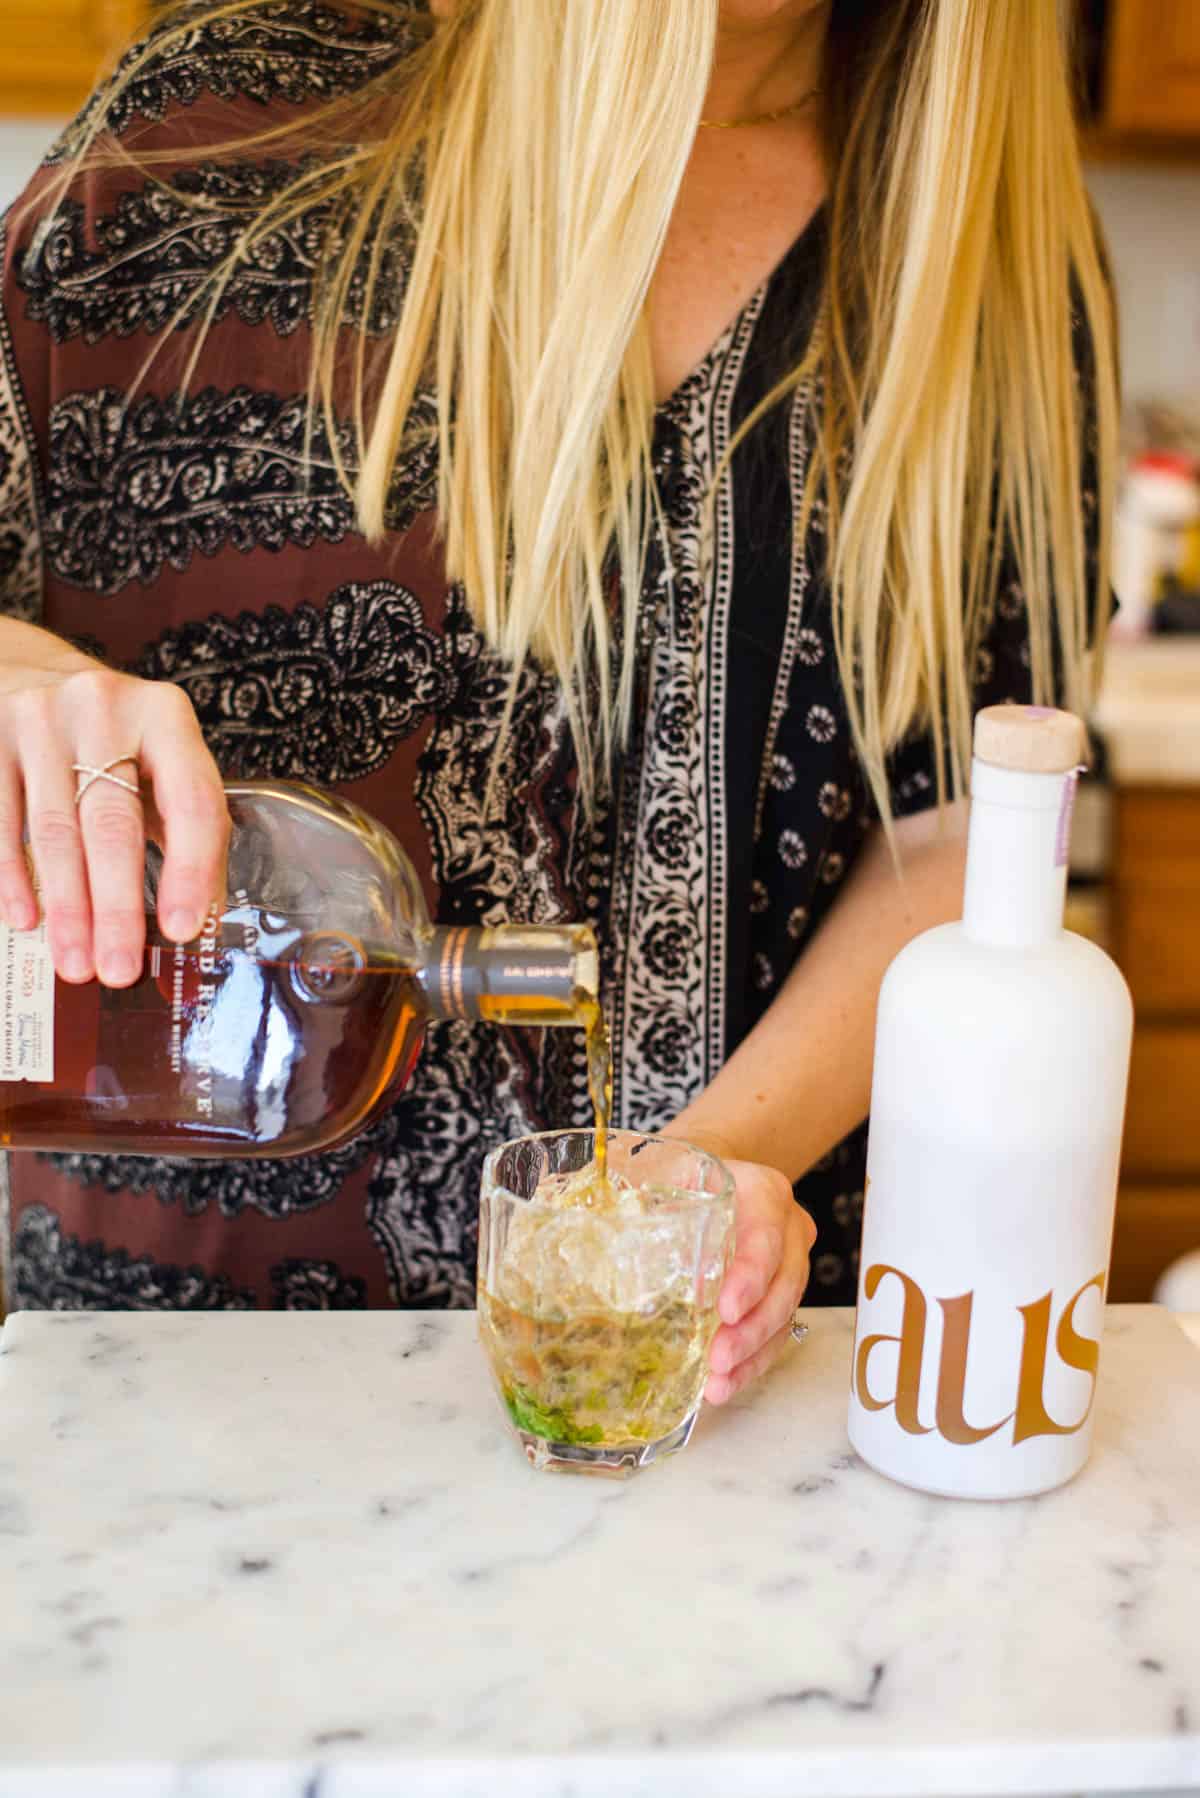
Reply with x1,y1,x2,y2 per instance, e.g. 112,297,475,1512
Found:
0,916,55,1083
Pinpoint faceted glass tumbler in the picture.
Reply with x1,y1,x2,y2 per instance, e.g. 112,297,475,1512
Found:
478,1129,736,1477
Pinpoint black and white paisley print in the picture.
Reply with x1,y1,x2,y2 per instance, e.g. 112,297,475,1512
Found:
270,1258,367,1309
1,3,1101,1313
46,387,354,592
41,1105,406,1222
415,584,571,926
366,1019,536,1311
0,224,43,624
135,583,456,781
14,1206,256,1310
51,1,419,160
20,163,412,343
45,385,436,593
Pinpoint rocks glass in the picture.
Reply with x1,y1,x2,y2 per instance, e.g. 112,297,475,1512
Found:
478,1129,736,1477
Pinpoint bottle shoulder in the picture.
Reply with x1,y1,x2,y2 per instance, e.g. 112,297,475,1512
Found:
873,924,1133,1138
881,922,1133,1026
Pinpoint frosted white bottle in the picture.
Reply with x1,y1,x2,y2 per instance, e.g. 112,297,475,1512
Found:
848,707,1134,1499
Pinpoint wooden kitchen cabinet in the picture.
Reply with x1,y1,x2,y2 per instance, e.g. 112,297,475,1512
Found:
0,0,150,116
1124,1027,1200,1179
1082,0,1200,155
1109,786,1200,1298
1105,0,1200,136
1109,1185,1200,1302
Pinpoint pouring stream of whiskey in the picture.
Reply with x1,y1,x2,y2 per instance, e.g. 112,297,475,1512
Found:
582,998,614,1188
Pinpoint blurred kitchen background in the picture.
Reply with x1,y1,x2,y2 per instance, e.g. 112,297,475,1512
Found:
1,1,1199,1304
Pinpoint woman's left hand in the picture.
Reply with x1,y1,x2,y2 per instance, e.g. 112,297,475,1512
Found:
706,1156,816,1403
666,1127,817,1404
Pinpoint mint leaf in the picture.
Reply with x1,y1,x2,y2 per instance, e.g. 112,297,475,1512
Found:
504,1385,603,1446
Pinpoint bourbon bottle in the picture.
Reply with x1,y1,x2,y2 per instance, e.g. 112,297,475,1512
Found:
0,782,600,1159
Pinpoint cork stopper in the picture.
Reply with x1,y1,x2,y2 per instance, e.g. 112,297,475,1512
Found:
973,706,1088,775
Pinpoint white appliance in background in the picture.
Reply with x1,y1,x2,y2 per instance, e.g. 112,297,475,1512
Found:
0,119,67,213
1113,451,1200,638
1155,1250,1200,1322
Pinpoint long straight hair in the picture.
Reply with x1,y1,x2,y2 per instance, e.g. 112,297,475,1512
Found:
817,0,1116,810
51,0,1117,816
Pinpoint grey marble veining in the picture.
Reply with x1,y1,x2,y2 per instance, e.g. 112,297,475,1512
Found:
0,1306,1198,1798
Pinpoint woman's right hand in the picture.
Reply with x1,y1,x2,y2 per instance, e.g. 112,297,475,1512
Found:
0,619,230,987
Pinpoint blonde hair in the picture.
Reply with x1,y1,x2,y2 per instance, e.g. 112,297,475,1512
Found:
51,0,1116,815
817,0,1117,811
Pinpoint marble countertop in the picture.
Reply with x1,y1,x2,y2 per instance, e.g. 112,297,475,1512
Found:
1095,639,1200,785
1,1306,1199,1798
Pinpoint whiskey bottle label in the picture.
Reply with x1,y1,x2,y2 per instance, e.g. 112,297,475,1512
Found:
0,917,55,1083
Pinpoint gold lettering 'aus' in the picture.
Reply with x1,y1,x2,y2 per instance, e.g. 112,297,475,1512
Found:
854,1268,1104,1447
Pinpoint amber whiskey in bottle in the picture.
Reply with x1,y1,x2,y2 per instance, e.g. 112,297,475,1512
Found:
0,782,599,1159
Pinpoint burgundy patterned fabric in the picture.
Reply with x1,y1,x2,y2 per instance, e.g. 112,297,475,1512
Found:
0,4,1092,1311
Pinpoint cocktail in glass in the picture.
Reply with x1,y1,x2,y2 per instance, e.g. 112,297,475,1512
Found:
478,1129,735,1477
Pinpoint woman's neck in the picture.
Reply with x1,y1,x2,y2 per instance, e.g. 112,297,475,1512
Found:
705,3,830,126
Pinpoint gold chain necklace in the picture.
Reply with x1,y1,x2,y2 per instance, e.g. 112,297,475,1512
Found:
700,86,820,130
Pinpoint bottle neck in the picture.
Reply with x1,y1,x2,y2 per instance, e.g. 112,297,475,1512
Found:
962,760,1078,950
417,925,599,1026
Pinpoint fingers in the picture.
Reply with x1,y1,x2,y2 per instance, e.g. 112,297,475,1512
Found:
711,1257,803,1378
19,694,95,982
718,1219,784,1326
60,669,149,986
138,685,229,943
717,1159,806,1325
706,1161,815,1406
0,663,226,985
78,763,147,988
0,754,36,932
706,1323,794,1406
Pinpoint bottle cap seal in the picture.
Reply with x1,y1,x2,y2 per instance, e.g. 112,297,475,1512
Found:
974,706,1088,775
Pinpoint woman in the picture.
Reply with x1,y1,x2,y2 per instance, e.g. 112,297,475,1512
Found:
0,0,1115,1401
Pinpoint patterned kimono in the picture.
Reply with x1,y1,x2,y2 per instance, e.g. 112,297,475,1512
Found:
0,4,1089,1312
